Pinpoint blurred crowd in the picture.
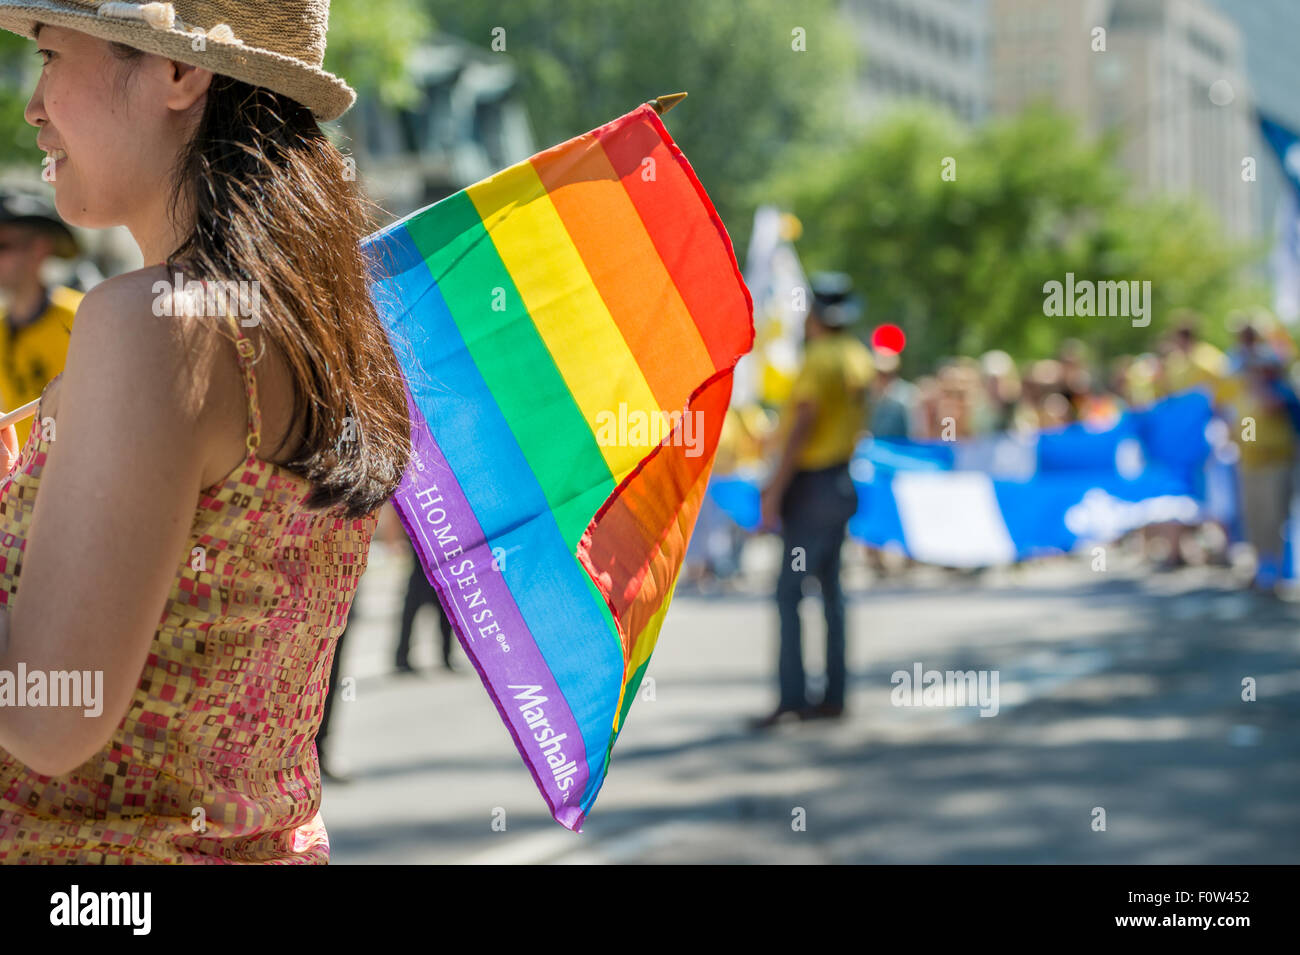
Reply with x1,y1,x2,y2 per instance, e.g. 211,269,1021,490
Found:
898,310,1295,442
692,304,1300,595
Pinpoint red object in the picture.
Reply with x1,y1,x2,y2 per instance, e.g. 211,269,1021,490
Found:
872,324,906,353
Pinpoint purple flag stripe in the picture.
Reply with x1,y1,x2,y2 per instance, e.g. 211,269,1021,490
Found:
391,378,588,830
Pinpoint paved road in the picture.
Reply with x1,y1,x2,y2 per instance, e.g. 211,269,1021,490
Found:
319,541,1300,863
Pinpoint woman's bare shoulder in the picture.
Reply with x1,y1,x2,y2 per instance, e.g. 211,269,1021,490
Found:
76,265,213,334
57,266,239,432
59,266,299,483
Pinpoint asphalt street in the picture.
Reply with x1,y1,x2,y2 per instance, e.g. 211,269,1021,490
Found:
319,539,1300,864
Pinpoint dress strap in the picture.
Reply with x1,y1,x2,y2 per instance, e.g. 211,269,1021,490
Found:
220,308,262,458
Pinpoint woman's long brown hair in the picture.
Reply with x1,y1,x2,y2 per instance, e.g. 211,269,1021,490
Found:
113,48,411,519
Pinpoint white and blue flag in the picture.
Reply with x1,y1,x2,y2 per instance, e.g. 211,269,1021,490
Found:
1260,115,1300,323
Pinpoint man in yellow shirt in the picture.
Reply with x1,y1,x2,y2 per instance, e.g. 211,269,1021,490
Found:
0,189,81,449
1148,317,1229,567
1215,323,1298,591
754,273,874,728
1162,316,1228,396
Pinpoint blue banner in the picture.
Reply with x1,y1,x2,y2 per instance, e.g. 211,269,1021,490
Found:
711,391,1223,567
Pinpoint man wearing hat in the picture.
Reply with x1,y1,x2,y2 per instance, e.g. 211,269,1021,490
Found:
0,187,81,450
753,272,874,728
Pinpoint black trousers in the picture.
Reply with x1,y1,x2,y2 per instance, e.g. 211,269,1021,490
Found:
394,554,454,668
774,462,858,709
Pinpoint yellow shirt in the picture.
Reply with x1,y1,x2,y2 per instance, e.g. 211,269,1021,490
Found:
781,333,874,470
1124,359,1160,406
1216,373,1295,469
1163,342,1227,395
0,285,81,449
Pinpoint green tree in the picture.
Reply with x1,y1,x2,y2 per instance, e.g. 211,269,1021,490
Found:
0,31,38,169
761,106,1265,372
427,0,855,246
325,0,434,109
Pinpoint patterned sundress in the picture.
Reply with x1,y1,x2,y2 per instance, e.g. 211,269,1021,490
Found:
0,307,377,863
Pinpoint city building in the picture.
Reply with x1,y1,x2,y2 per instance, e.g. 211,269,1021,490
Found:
1205,0,1300,277
989,0,1255,238
841,0,990,124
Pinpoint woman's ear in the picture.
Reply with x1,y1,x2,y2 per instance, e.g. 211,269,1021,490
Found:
165,61,213,112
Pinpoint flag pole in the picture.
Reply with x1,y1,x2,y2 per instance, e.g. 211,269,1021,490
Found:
649,92,688,116
0,397,39,430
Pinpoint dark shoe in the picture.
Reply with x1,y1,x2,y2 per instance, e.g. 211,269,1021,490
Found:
800,702,846,721
393,661,419,676
747,705,806,731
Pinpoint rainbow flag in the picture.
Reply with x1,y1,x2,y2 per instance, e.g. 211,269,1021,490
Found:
363,103,753,830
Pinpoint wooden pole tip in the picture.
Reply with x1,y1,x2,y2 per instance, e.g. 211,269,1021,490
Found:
649,92,688,116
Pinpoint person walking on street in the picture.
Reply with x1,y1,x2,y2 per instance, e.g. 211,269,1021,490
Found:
752,273,873,729
395,535,458,674
1217,321,1300,593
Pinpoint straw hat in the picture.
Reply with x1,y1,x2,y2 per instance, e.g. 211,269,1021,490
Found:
0,0,355,120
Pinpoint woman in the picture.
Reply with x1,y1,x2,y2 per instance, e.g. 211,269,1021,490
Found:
0,0,412,862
